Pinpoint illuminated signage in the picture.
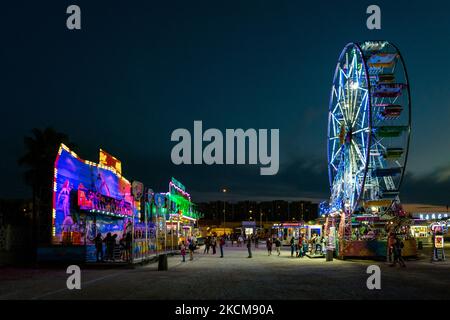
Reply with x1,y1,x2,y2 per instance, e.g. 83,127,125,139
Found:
418,213,449,220
99,149,122,175
78,188,132,217
171,177,186,191
435,235,444,249
132,181,144,200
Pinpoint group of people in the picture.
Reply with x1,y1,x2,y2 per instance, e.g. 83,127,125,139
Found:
262,233,327,258
180,237,197,262
265,237,282,256
227,233,259,248
388,233,406,267
202,235,226,258
93,231,132,262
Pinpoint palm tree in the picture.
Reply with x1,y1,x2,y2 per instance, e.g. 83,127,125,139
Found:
18,127,76,256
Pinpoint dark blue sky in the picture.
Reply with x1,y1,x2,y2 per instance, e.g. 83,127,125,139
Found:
1,0,450,204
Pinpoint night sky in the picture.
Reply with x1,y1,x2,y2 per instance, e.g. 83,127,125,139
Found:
1,0,450,205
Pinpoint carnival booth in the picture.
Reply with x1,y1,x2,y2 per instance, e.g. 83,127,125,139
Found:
410,212,449,245
166,178,202,249
45,144,138,262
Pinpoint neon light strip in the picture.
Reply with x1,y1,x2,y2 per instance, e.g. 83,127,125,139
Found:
169,181,191,199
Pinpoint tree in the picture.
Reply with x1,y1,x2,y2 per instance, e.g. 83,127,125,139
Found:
18,128,76,254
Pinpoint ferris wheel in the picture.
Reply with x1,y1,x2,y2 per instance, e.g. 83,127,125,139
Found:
327,41,411,215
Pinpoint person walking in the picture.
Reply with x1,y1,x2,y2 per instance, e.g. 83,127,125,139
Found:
238,235,243,247
275,238,281,256
254,234,259,248
391,237,406,267
247,236,252,258
94,233,103,262
219,236,225,258
266,237,273,256
290,237,295,257
188,239,195,261
180,241,186,262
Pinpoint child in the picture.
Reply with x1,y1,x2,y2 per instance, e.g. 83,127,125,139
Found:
180,241,186,262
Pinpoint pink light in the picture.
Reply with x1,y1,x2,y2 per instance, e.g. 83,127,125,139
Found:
169,181,191,199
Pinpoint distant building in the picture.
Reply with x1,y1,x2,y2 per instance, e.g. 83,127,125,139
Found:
197,199,319,225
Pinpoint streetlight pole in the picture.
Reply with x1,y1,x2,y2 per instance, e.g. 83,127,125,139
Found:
260,211,263,233
222,188,227,236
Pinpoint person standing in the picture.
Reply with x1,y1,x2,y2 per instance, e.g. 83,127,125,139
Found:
297,236,303,258
103,232,112,261
204,237,211,254
266,237,273,256
94,233,103,262
247,236,252,258
290,237,295,257
309,234,316,254
302,235,308,257
275,238,281,256
125,231,132,262
111,234,118,261
119,234,126,261
212,236,217,255
254,234,259,248
315,235,322,254
387,232,395,263
180,241,186,262
219,236,225,258
321,236,327,255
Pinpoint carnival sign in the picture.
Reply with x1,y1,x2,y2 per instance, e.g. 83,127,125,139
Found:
154,193,166,208
132,181,144,201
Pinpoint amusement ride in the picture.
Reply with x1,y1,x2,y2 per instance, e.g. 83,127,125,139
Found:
323,40,413,257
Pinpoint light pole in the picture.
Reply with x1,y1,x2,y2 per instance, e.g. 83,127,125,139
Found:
222,188,227,236
260,211,263,235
